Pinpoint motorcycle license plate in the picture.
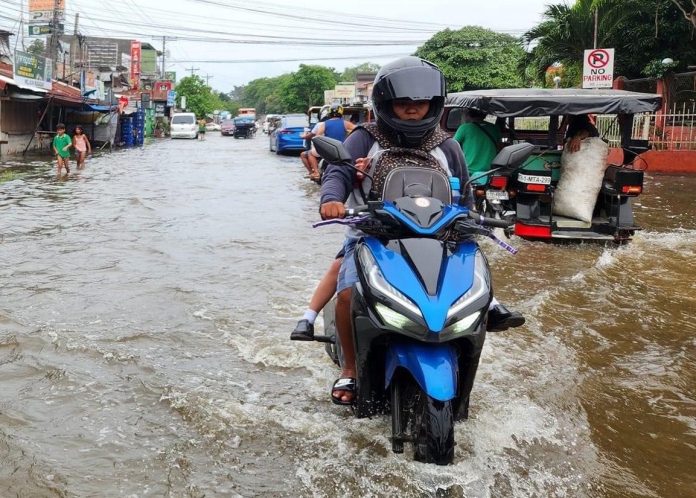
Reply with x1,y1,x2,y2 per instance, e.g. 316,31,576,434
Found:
518,173,551,185
486,190,509,201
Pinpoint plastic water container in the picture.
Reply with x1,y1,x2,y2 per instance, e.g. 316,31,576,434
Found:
449,176,461,205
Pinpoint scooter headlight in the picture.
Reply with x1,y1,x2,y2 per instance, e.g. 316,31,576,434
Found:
446,251,490,321
357,245,422,319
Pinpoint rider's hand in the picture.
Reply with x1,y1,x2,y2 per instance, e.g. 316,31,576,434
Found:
320,201,345,220
566,137,581,153
355,157,369,180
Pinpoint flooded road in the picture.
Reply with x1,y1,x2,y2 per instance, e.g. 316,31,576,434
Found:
0,134,694,497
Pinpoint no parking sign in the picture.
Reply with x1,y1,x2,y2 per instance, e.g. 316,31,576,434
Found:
582,48,615,88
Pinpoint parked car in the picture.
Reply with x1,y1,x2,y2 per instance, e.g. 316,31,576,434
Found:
205,122,221,132
220,119,235,136
170,112,198,139
269,114,308,154
442,88,662,242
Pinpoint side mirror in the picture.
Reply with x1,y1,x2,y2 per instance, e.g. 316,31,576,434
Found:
312,136,352,163
491,142,535,169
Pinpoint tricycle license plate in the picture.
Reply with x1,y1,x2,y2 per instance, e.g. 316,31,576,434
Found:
486,190,509,201
518,174,551,185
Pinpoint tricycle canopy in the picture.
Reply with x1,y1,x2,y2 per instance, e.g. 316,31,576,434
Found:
446,88,662,118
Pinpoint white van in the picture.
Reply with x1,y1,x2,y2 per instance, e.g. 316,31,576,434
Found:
170,112,198,139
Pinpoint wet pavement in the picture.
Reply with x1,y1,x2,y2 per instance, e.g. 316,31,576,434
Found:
0,133,694,497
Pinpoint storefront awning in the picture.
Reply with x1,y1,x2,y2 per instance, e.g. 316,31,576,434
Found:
84,103,117,112
0,74,49,94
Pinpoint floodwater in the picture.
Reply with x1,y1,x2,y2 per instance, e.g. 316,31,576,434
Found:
0,134,694,497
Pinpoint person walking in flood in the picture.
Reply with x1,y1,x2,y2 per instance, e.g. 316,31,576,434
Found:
52,123,72,176
72,126,91,169
197,118,206,141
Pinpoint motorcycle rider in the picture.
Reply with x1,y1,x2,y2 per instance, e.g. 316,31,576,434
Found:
304,103,356,181
319,56,525,404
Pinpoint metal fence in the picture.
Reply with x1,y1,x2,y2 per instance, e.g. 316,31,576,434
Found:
515,106,696,151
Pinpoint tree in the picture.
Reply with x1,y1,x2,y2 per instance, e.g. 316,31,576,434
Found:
26,39,45,56
415,27,526,91
175,75,218,117
282,64,338,112
524,0,695,85
339,62,381,82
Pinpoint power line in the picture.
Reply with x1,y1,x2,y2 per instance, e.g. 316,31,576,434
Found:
169,53,411,64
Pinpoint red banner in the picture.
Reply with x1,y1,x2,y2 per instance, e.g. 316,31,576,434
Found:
130,41,141,91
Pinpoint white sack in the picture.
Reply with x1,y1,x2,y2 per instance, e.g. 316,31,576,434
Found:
552,137,609,223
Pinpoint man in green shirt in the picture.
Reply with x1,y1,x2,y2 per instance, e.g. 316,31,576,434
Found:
453,108,501,181
52,123,72,176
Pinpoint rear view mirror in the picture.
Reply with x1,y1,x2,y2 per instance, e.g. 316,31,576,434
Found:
491,142,535,169
312,136,352,163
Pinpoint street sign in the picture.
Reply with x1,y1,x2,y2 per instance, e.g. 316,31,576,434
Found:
583,48,615,89
28,0,65,23
28,24,58,36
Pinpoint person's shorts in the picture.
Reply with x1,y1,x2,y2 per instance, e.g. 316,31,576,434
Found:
336,236,359,293
199,129,206,134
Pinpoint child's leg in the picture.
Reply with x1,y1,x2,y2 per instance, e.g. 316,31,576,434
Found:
56,156,64,175
308,258,342,313
63,156,70,173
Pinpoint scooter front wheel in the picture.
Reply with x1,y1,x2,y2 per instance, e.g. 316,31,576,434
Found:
392,374,454,464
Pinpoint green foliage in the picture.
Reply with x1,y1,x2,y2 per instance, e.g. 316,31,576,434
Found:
235,65,336,114
414,27,525,91
281,64,338,112
175,75,217,117
26,39,45,56
524,0,694,85
339,62,380,82
642,59,680,78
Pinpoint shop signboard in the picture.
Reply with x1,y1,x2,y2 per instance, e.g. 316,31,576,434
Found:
154,102,165,117
130,41,141,90
28,24,61,36
28,0,65,23
13,49,52,90
334,84,356,100
152,80,172,101
166,90,176,106
164,71,176,82
141,48,157,77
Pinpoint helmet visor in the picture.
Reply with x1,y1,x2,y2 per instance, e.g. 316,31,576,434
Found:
378,67,445,101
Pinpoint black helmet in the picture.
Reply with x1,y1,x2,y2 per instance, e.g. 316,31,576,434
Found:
329,103,344,118
371,56,446,146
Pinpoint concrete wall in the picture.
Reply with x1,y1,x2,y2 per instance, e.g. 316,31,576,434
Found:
609,147,696,174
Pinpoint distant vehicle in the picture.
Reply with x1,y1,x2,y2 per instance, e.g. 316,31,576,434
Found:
269,114,307,154
239,107,256,119
205,122,221,132
233,116,256,139
262,114,281,134
220,119,235,136
170,112,198,139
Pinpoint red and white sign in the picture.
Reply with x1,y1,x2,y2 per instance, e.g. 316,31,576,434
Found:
583,48,614,89
130,41,141,91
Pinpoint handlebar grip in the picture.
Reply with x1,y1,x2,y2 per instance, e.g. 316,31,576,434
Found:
468,211,513,228
345,205,368,217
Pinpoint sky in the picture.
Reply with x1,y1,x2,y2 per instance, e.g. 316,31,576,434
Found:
0,0,553,91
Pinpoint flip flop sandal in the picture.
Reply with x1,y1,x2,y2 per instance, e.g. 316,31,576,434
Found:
331,377,356,406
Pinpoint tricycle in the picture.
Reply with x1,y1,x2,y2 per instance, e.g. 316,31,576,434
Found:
442,88,662,242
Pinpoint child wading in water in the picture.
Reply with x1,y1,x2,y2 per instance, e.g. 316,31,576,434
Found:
72,126,91,169
52,123,72,176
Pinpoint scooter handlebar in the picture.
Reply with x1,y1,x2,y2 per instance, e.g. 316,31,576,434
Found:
468,211,514,229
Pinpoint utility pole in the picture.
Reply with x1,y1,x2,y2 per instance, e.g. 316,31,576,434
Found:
161,36,166,78
593,8,599,49
70,12,78,84
185,66,199,76
204,73,213,86
46,0,62,74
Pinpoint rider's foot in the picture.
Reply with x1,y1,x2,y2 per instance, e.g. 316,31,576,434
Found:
290,319,314,341
487,304,525,332
331,372,356,405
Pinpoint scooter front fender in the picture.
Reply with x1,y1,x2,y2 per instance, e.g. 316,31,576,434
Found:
384,342,458,402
